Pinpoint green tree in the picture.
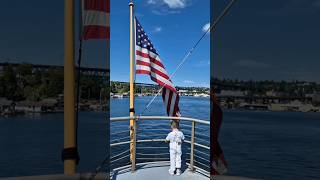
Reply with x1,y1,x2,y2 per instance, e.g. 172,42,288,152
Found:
16,63,33,88
2,65,23,100
24,86,41,101
0,76,4,97
46,68,64,97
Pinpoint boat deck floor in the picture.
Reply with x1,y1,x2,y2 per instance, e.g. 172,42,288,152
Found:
111,162,208,180
1,163,259,180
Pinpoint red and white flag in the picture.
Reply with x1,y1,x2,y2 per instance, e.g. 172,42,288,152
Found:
211,93,228,175
135,18,181,117
82,0,110,40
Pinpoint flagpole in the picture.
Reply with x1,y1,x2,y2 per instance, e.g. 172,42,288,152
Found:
129,0,136,172
63,0,77,174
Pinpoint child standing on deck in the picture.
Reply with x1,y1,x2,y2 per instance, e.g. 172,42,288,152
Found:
166,121,185,176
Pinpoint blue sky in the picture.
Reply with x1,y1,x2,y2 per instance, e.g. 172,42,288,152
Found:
0,0,108,70
110,0,210,87
213,0,320,82
1,0,319,84
0,1,64,65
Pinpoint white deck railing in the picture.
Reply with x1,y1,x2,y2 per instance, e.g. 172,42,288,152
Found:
110,116,210,176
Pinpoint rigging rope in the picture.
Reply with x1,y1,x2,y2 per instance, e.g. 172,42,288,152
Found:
75,39,82,151
137,0,238,118
88,154,109,180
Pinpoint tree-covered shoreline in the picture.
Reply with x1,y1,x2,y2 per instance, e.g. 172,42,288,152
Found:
1,62,320,102
0,63,108,102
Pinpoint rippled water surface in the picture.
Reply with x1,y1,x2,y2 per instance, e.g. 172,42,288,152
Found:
0,96,319,180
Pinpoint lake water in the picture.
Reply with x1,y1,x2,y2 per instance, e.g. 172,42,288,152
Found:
110,96,210,171
221,110,320,180
0,96,319,179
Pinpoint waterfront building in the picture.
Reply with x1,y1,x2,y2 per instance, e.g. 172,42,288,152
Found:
0,98,14,114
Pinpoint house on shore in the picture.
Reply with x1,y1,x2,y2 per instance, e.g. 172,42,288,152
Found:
269,100,318,112
15,99,58,113
15,101,42,113
0,98,14,115
40,98,58,112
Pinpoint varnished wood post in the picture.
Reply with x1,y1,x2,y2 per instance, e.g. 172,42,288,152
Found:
129,0,136,172
64,0,76,174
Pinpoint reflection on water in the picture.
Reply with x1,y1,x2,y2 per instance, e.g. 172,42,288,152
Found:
221,110,320,180
0,96,319,179
110,96,210,171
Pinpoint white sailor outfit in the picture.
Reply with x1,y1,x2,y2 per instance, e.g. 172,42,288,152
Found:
166,129,185,174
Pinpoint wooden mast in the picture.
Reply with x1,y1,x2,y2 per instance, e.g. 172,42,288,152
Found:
64,0,77,174
129,0,136,172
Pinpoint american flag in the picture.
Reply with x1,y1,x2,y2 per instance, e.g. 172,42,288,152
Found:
135,18,181,117
211,93,228,175
82,0,110,40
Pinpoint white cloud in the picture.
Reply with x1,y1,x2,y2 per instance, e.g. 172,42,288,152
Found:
146,0,192,15
147,0,157,5
151,9,181,15
163,0,187,9
153,26,162,32
183,80,194,84
202,22,210,33
147,0,188,9
198,82,209,88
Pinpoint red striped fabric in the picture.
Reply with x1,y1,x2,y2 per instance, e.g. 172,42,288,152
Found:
83,26,110,40
136,51,165,69
83,0,109,12
136,46,180,117
210,92,228,175
136,62,170,82
135,18,180,117
82,0,110,40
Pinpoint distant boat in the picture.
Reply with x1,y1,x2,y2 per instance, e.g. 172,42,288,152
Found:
194,93,209,98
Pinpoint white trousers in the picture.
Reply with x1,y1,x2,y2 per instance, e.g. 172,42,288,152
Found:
169,149,182,173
